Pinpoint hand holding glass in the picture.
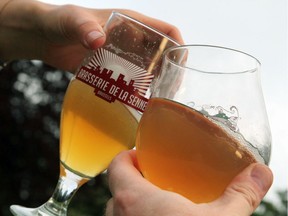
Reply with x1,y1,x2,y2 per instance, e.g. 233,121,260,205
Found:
10,12,179,216
136,45,271,203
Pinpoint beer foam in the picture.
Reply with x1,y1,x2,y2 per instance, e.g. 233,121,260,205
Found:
208,116,265,164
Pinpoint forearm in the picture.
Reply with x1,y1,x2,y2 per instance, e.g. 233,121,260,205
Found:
0,0,52,61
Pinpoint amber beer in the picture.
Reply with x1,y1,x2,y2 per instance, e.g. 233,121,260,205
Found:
136,98,261,203
60,78,138,178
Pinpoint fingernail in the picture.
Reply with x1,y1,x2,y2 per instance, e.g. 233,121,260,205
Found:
251,164,273,192
85,30,104,45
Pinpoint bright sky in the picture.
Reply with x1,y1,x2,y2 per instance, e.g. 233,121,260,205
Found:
40,0,288,205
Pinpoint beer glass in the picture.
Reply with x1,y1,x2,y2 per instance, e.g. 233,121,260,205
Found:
10,12,179,216
136,45,271,203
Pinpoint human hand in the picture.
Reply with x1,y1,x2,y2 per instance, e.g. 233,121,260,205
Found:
0,0,183,72
106,150,273,216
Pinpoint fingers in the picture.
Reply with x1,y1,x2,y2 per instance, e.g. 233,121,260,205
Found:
70,7,184,48
140,17,184,44
112,9,184,44
107,152,273,216
55,5,106,49
82,24,105,49
105,198,114,216
211,163,273,215
107,150,149,196
106,150,155,216
45,5,183,51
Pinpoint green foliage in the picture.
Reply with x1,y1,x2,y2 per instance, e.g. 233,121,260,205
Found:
0,60,110,216
253,190,287,216
69,176,111,215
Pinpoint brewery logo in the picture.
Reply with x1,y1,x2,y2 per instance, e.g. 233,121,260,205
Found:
76,48,154,112
188,102,240,132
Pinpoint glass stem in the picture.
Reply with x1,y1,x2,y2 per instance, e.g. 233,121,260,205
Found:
38,168,88,216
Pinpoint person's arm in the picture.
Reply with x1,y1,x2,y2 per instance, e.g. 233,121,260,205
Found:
0,0,183,72
106,150,273,216
0,0,48,61
0,0,106,67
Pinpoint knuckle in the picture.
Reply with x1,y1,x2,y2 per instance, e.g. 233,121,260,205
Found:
230,183,260,209
60,4,80,13
113,190,138,214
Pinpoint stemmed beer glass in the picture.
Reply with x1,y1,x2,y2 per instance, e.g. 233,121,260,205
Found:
136,45,271,203
10,12,179,216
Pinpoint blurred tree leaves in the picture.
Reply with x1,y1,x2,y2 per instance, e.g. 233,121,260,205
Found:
253,190,287,216
0,60,110,216
0,60,286,216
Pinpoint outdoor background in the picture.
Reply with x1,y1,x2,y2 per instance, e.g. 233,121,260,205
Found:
0,0,287,215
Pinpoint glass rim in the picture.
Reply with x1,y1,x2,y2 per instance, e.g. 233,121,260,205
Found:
111,11,180,46
163,44,261,74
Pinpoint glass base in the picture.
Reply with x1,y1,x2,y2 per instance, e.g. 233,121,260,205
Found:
10,205,38,216
10,203,67,216
10,167,89,216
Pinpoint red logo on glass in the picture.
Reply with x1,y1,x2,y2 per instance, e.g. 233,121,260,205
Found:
76,48,154,113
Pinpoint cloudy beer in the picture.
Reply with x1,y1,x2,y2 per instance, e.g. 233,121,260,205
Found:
136,98,262,203
60,78,138,178
9,12,182,216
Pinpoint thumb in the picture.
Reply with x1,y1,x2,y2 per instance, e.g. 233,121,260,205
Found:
76,19,106,49
212,163,273,216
